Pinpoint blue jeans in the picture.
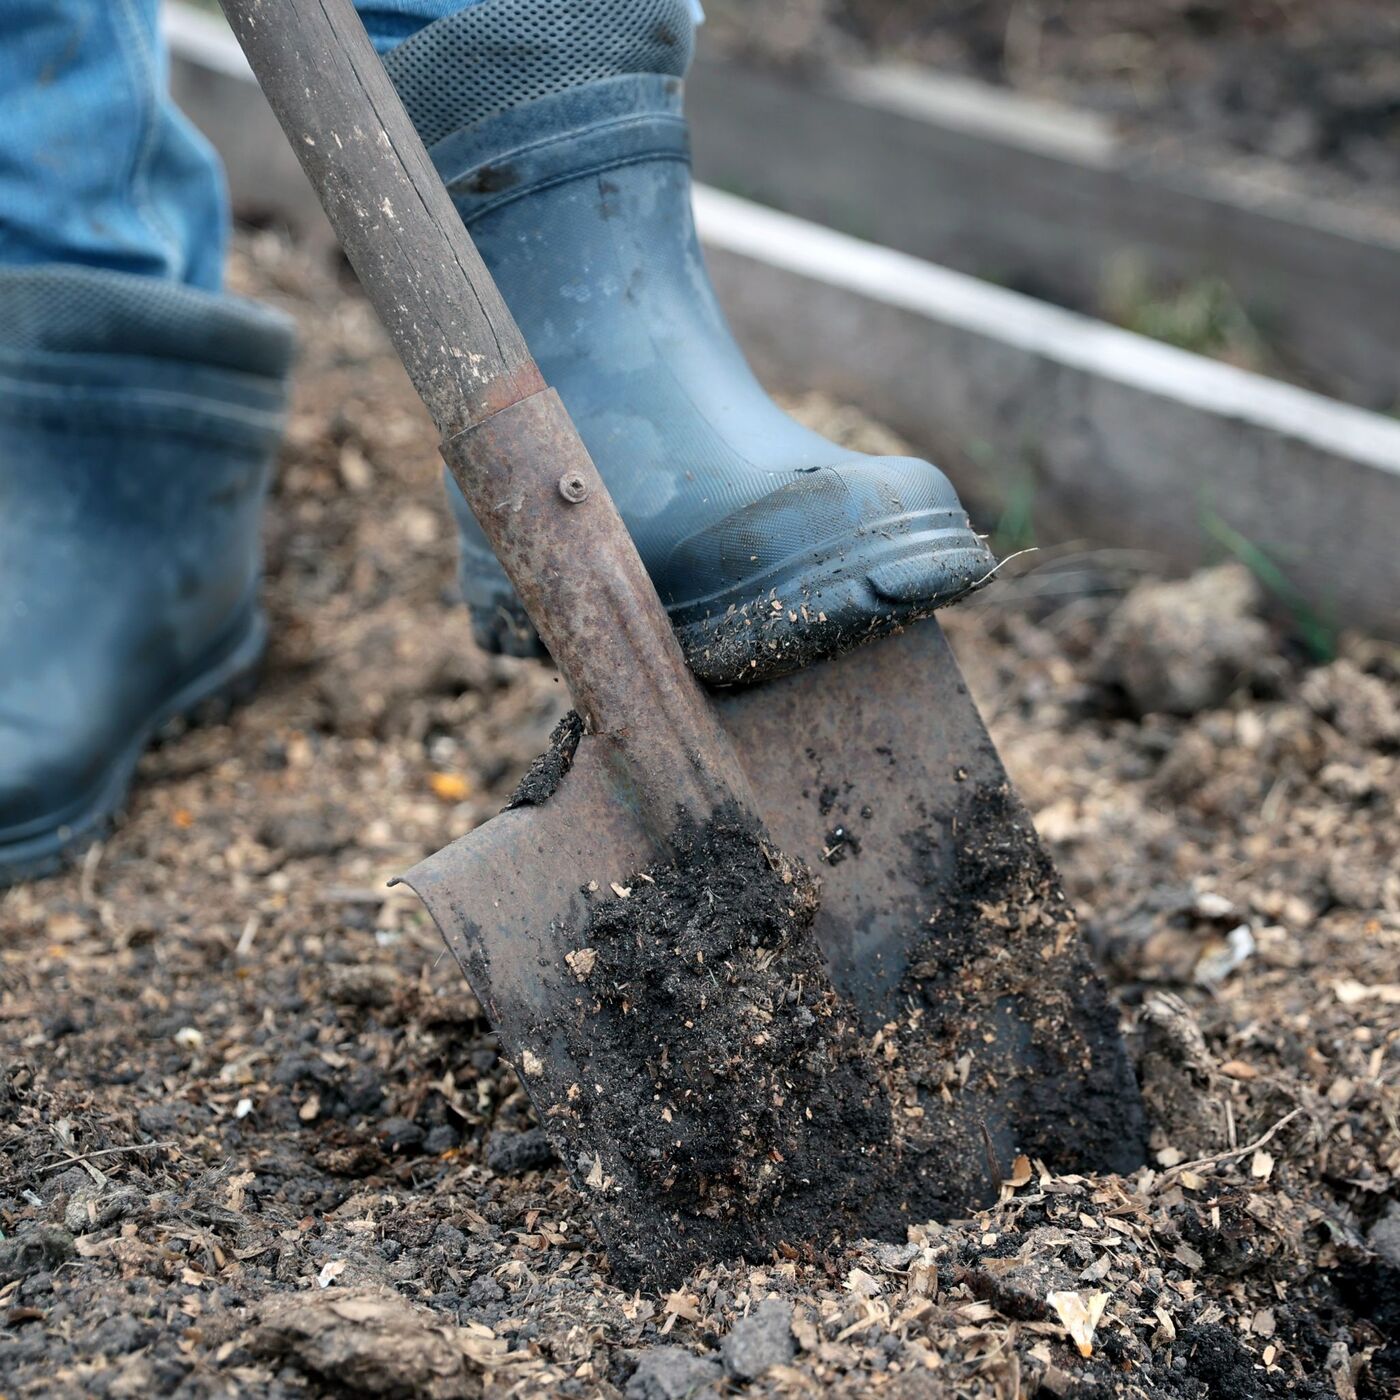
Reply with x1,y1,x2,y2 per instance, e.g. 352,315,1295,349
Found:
0,0,477,294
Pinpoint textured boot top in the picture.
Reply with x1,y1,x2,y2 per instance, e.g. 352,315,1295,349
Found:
0,266,293,377
384,0,695,148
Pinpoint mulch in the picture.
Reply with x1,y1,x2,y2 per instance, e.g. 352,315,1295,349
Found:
1,233,1396,1398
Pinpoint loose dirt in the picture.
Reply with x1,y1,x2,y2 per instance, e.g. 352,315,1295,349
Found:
1,235,1396,1398
548,805,894,1289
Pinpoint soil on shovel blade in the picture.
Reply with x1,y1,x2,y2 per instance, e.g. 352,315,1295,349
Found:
890,780,1149,1203
529,766,1145,1290
1,235,1397,1399
549,807,895,1287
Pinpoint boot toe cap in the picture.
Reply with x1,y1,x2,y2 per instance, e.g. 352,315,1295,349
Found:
657,456,996,685
656,455,990,613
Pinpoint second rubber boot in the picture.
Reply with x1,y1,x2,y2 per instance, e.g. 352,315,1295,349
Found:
383,0,995,686
0,267,294,886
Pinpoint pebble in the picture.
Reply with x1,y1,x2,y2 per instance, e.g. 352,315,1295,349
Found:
721,1297,796,1381
627,1345,723,1399
375,1117,424,1154
1367,1210,1400,1270
63,1183,141,1235
0,1226,75,1285
1095,564,1272,717
485,1127,556,1176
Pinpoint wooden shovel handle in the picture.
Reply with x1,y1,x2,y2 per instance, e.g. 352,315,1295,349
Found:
219,0,755,835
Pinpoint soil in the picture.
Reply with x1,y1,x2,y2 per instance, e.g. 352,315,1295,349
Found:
547,805,894,1288
1,234,1397,1398
702,0,1400,209
887,779,1149,1205
504,712,583,811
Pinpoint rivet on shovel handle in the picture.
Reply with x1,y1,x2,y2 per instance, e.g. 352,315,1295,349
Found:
558,471,589,504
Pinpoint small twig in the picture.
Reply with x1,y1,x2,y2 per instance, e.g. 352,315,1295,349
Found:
79,840,105,906
42,1141,175,1174
235,915,260,958
970,547,1040,591
979,1120,1005,1190
1158,1107,1305,1184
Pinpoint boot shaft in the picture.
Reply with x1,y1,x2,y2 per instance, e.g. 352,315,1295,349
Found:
0,266,294,656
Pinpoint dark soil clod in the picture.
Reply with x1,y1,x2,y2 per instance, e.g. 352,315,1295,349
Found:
543,805,895,1285
505,710,584,810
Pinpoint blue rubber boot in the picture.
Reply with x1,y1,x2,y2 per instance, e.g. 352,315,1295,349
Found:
383,0,995,685
0,268,294,886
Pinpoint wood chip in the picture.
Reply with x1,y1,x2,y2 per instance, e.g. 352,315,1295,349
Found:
1046,1291,1109,1358
565,948,597,981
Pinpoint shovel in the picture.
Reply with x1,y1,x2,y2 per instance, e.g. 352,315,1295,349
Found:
222,0,1148,1288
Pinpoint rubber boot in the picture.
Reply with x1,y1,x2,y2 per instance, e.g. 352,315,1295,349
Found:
0,267,294,886
383,0,995,686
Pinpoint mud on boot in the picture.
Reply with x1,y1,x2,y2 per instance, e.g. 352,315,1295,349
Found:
0,267,293,886
384,0,996,685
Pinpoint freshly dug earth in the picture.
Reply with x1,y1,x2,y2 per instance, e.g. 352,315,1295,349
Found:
529,775,1144,1291
1,237,1397,1398
550,807,895,1287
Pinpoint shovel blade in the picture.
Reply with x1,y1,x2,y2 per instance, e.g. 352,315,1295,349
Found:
402,620,1146,1281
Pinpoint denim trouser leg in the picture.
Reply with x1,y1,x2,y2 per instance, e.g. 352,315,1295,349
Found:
359,1,487,54
0,0,703,286
0,0,228,289
0,0,489,290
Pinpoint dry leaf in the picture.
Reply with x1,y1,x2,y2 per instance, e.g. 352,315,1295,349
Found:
1219,1059,1259,1080
1008,1154,1033,1187
317,1259,347,1289
1046,1290,1110,1358
664,1291,701,1322
1251,1149,1275,1181
1174,1242,1206,1269
1194,924,1255,985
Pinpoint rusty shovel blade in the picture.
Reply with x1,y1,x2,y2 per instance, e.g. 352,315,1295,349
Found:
401,620,1147,1286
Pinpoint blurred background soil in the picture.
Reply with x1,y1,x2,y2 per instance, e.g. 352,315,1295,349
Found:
703,0,1400,202
0,237,1396,1398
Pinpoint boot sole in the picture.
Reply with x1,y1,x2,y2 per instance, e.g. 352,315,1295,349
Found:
460,514,995,686
0,611,268,890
